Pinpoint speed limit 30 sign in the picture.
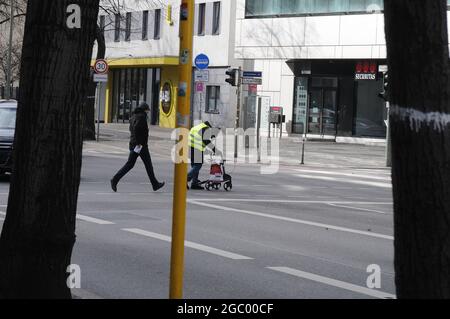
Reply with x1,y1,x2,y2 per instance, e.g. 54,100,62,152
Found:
94,59,109,74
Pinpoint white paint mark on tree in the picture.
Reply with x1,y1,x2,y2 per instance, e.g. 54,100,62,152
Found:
391,105,450,132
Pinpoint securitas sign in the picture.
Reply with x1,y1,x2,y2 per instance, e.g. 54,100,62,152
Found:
355,61,377,80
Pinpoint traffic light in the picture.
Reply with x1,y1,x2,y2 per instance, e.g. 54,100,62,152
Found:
378,71,389,101
225,68,239,86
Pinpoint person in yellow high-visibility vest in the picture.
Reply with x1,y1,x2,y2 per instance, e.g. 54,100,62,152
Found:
188,121,215,190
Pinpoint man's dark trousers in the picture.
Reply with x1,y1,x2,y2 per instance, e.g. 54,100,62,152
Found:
112,145,158,187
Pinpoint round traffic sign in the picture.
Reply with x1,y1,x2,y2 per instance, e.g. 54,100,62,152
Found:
195,54,209,70
94,59,109,74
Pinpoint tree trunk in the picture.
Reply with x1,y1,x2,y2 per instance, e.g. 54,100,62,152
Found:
83,25,106,141
0,0,99,299
384,0,450,298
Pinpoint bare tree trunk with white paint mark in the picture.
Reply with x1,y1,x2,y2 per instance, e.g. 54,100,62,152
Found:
384,0,450,298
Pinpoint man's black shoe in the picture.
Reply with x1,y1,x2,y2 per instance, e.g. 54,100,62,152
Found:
153,182,165,192
190,184,204,190
110,179,117,192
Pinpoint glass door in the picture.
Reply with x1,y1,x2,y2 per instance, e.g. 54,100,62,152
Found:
308,88,337,136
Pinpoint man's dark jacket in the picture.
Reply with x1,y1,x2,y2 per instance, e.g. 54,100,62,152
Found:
129,107,149,148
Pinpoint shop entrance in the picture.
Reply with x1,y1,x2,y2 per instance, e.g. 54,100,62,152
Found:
308,77,338,136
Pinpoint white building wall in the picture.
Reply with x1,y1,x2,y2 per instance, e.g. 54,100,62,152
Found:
235,0,450,134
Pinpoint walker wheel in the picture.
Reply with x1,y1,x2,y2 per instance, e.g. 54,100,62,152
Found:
224,182,232,192
205,182,212,191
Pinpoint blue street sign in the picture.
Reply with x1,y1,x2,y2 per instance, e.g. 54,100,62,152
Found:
195,54,210,70
243,71,262,78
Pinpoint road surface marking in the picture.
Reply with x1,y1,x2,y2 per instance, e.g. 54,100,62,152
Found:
76,214,115,225
122,228,253,260
295,174,392,188
327,203,389,215
0,217,4,221
189,199,392,205
267,267,395,299
0,211,5,216
295,169,391,181
188,201,393,240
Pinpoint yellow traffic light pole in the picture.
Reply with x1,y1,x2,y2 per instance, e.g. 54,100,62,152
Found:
169,0,194,299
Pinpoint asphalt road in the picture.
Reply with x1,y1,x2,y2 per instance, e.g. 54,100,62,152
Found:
0,142,395,299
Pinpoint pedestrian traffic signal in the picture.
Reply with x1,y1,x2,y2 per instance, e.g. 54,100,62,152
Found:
225,68,239,87
378,72,389,101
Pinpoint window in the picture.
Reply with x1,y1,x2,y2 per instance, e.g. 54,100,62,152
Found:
154,9,161,39
245,0,386,17
198,3,206,36
212,2,221,35
142,10,149,40
206,86,220,113
99,15,105,36
125,12,132,41
114,14,120,42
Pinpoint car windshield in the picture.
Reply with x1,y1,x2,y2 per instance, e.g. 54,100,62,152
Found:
0,108,17,129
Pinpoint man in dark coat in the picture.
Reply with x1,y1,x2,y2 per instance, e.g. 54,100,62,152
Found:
110,102,165,192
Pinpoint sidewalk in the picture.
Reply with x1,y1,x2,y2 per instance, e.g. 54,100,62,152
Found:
88,123,389,169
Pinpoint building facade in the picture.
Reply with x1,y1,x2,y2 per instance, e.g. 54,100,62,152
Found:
95,0,181,128
235,0,450,140
96,0,241,129
192,0,242,128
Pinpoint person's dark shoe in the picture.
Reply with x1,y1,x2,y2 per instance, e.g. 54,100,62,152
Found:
190,184,204,190
110,179,117,192
153,182,165,192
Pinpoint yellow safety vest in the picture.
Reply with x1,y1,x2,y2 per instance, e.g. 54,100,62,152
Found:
189,123,208,152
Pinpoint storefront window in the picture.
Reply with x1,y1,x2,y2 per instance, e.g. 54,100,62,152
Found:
111,68,159,123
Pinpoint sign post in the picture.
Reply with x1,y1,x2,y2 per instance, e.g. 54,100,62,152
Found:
170,0,194,299
93,59,109,142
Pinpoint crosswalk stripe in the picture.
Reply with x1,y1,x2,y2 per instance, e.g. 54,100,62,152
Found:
76,214,115,225
123,228,253,260
295,174,392,189
267,267,395,299
188,200,394,240
295,169,391,181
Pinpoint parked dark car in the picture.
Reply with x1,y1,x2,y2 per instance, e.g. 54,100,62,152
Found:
0,100,17,176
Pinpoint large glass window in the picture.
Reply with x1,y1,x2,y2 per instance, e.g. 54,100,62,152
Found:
245,0,384,17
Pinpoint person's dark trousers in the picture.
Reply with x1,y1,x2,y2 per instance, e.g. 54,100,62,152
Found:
188,163,203,185
188,147,204,185
112,145,159,188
